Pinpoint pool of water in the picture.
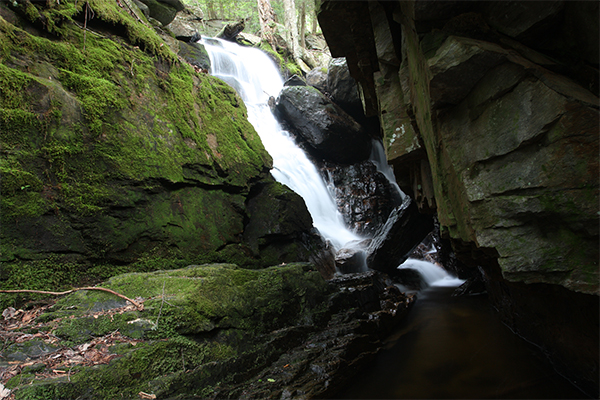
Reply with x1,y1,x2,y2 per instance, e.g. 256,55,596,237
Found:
333,285,589,399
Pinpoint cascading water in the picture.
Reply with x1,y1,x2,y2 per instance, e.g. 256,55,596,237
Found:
201,37,361,251
369,139,405,201
398,258,464,287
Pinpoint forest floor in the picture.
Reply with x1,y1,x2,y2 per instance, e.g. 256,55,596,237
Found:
0,301,147,400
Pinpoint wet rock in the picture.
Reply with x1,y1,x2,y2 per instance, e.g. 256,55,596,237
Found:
334,240,370,274
177,41,210,71
324,160,402,236
7,266,413,399
208,270,414,399
243,181,328,271
366,197,434,276
275,85,372,164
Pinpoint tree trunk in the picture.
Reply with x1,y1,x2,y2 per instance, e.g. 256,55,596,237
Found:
257,0,276,47
283,0,299,57
206,0,216,19
283,0,316,70
299,1,306,49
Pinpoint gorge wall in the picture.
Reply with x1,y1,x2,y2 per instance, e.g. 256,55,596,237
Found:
317,0,599,395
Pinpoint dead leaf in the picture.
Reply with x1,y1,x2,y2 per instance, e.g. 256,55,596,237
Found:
2,307,16,320
0,383,11,399
138,392,156,399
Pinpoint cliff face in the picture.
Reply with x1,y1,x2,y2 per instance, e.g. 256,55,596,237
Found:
318,0,599,394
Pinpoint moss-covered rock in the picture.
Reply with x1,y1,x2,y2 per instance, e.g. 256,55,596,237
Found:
0,1,325,307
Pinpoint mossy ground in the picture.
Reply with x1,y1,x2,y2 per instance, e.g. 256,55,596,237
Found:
2,263,331,400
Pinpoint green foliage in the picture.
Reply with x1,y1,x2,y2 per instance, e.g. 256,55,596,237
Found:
182,0,320,36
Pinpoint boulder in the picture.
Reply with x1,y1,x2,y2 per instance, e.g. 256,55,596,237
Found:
177,41,210,71
324,160,403,236
334,239,371,274
327,57,363,117
275,85,372,164
306,67,328,93
243,181,329,272
366,197,434,276
283,74,306,87
136,0,184,26
217,19,245,42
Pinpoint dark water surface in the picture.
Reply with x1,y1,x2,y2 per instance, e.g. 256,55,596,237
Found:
333,285,588,399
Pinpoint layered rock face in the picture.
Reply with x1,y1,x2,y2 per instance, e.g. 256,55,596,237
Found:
318,0,599,394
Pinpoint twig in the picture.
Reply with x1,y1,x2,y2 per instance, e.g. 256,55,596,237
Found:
0,287,143,311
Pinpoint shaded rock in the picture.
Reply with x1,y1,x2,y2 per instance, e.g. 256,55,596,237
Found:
275,85,372,164
327,57,362,117
283,74,306,87
482,0,564,44
306,67,328,93
428,36,507,108
208,270,414,399
366,197,434,276
137,0,184,26
243,181,329,271
394,267,424,291
324,160,402,236
177,41,210,71
317,0,599,394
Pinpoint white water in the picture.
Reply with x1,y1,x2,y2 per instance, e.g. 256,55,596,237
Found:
398,258,464,287
369,139,406,201
201,37,361,250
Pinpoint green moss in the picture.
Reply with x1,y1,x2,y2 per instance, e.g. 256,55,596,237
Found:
4,263,330,399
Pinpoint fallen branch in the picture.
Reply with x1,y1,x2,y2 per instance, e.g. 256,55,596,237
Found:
0,287,143,311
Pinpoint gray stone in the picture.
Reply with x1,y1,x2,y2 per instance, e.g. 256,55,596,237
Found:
275,85,372,164
366,197,434,276
306,68,327,93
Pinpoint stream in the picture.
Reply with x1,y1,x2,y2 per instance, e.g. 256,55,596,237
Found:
334,282,589,399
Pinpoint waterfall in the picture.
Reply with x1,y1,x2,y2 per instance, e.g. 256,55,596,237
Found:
398,258,464,287
201,37,361,250
370,139,405,201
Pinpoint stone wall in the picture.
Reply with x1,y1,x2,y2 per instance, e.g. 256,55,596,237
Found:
318,0,599,394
